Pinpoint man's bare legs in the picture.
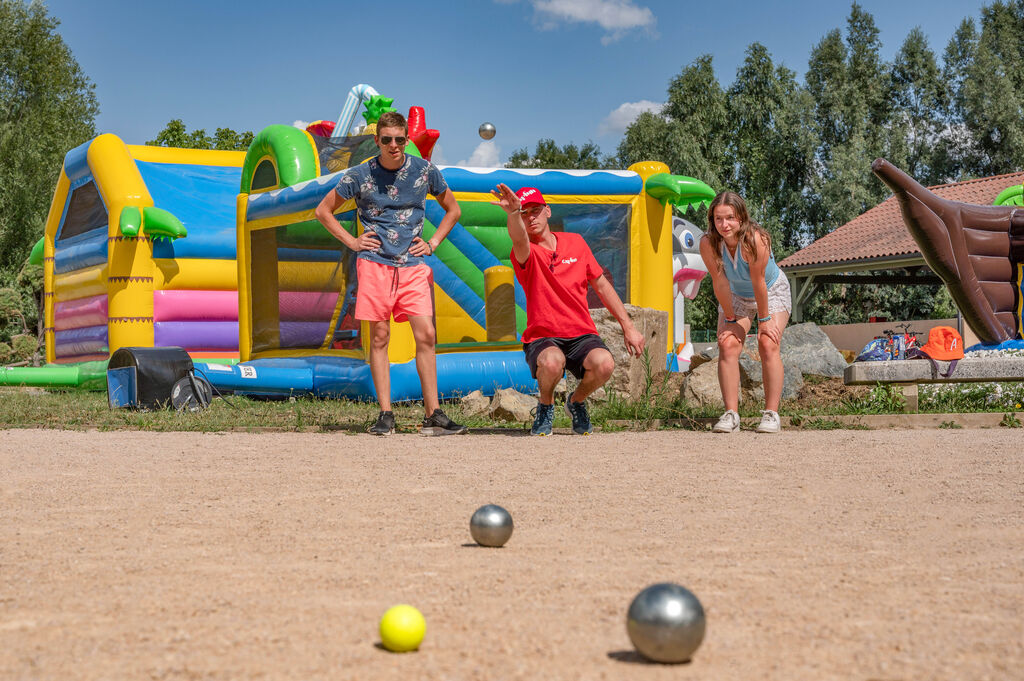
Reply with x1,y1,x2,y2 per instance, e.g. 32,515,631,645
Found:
572,348,614,401
367,320,392,411
534,346,566,405
408,315,439,417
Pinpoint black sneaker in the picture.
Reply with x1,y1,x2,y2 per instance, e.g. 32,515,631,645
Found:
564,391,593,435
421,408,468,436
369,410,396,436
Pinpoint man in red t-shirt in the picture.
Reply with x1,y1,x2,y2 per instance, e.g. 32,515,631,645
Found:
492,184,645,435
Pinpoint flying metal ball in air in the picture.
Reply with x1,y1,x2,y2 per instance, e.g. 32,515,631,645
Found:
478,122,496,140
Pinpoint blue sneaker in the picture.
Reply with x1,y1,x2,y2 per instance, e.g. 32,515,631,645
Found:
565,391,593,435
530,402,554,436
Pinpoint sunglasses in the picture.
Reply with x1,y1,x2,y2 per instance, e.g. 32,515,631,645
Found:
379,136,407,146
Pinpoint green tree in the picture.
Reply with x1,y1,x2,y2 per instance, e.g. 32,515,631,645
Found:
212,127,254,151
955,1,1024,175
887,28,949,185
937,18,981,178
505,138,612,169
725,43,817,255
804,4,893,239
617,55,729,187
147,119,253,151
0,0,98,272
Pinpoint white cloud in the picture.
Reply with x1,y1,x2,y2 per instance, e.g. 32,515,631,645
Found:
457,141,501,168
430,142,447,165
531,0,655,43
293,119,309,129
597,100,663,135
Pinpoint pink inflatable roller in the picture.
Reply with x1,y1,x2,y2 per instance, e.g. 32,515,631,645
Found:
154,290,239,322
54,294,107,331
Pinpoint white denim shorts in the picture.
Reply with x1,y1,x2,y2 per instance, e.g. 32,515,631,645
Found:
718,273,792,321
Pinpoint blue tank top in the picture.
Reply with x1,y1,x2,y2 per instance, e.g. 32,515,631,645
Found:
721,242,779,298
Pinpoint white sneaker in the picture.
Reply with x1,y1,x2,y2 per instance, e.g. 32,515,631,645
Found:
712,409,740,433
755,410,781,434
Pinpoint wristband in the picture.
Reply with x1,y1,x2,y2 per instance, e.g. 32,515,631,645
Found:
758,314,772,323
427,241,434,255
724,316,737,324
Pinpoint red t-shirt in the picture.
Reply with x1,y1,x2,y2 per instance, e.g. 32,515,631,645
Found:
511,232,602,343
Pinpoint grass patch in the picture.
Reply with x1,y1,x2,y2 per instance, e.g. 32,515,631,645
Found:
3,372,1023,433
798,417,868,431
0,388,398,432
999,412,1022,428
938,420,963,429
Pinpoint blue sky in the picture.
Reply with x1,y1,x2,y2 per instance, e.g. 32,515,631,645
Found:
45,0,990,167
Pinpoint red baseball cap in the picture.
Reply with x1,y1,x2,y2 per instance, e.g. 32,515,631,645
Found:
516,187,546,207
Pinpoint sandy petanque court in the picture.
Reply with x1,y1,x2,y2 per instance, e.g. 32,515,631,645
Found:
1,428,1021,680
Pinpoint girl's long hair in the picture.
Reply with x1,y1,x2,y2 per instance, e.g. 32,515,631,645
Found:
705,191,770,273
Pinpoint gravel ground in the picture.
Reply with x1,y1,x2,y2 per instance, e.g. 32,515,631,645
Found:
1,428,1022,681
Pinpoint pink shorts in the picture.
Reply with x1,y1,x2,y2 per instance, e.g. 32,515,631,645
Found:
354,259,434,323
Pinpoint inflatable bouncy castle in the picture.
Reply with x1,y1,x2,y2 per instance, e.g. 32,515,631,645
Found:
10,85,715,398
38,137,245,364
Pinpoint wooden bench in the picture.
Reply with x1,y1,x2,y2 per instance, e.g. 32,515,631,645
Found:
844,357,1024,412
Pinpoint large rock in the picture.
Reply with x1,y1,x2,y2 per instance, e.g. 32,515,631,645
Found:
590,304,669,400
489,388,537,423
682,356,804,407
682,359,723,408
782,361,804,399
460,389,491,416
779,322,848,377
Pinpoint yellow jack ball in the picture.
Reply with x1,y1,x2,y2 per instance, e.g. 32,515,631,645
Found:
379,604,426,652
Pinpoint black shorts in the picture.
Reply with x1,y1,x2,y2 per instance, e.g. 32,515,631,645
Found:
523,334,609,380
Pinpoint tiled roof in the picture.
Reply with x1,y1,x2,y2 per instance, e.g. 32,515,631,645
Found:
779,171,1024,270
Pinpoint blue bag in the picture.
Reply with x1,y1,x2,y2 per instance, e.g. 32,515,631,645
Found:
855,337,889,362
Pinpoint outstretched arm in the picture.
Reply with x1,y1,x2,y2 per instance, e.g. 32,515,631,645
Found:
491,183,530,265
590,275,645,357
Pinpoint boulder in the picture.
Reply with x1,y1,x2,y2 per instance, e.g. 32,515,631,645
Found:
682,355,804,406
460,389,491,416
590,304,669,400
659,372,687,402
738,354,763,389
489,388,537,423
782,360,804,399
681,359,723,408
779,322,848,377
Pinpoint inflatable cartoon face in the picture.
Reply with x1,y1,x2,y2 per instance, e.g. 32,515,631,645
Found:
673,217,702,254
672,216,708,300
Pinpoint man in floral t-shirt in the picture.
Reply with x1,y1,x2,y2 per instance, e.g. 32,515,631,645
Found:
315,111,466,436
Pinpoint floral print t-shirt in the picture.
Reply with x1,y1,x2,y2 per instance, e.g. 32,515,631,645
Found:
334,154,449,267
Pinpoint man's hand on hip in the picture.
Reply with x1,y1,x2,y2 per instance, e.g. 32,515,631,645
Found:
353,231,382,252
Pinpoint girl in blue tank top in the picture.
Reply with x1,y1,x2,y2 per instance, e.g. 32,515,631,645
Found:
698,191,792,434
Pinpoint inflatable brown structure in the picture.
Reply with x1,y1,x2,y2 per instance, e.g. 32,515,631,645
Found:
872,158,1024,345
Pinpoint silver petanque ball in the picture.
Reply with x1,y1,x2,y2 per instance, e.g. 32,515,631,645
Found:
478,122,496,140
469,504,513,547
626,583,706,663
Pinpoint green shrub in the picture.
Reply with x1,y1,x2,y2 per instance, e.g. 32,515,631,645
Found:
999,412,1022,428
10,334,37,361
851,383,905,413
